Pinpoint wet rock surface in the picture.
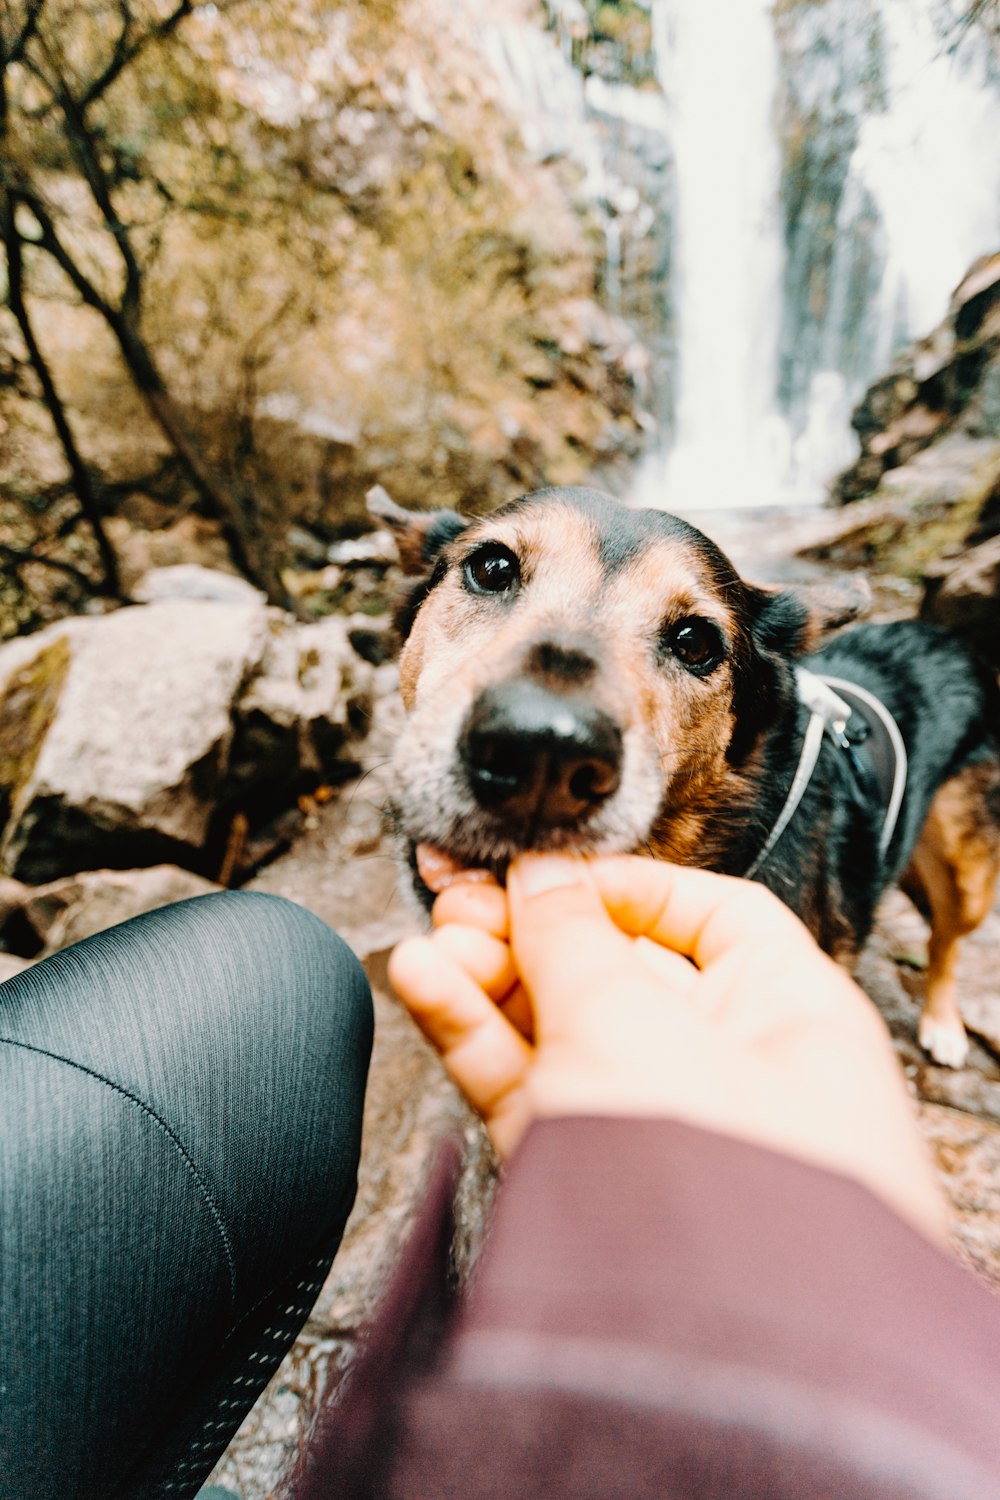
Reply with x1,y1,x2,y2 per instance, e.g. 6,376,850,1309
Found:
922,527,1000,669
0,595,374,885
825,251,1000,663
836,251,1000,506
0,864,219,959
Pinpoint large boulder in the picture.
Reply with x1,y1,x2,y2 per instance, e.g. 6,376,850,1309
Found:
922,533,1000,669
835,251,1000,505
0,865,219,959
0,598,374,884
0,953,30,983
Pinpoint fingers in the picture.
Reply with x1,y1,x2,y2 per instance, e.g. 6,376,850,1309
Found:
388,934,532,1130
506,855,644,1039
432,923,517,1002
496,982,535,1041
590,856,818,968
432,877,508,939
431,887,531,1035
633,935,698,995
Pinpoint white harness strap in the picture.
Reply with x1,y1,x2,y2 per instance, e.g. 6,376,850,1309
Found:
742,668,908,880
816,673,908,859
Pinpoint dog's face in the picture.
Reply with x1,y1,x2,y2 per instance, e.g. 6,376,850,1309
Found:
381,486,808,903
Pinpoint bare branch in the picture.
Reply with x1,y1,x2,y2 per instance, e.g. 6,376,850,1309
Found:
33,37,144,318
0,541,100,590
0,0,45,68
79,0,193,113
16,192,118,324
1,186,122,593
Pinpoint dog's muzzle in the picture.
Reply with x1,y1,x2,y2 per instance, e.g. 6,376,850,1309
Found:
459,679,623,829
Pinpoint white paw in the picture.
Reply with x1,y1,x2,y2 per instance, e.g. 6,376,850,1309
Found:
918,1017,969,1069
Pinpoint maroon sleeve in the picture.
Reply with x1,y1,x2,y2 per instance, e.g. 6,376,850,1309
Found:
387,1118,1000,1500
291,1118,1000,1500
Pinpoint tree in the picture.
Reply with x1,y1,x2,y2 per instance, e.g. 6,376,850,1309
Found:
0,0,289,604
939,0,1000,55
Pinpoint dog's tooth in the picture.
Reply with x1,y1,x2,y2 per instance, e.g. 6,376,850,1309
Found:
415,842,493,894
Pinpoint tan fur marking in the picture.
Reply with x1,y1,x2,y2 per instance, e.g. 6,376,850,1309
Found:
393,502,753,874
905,761,1000,1063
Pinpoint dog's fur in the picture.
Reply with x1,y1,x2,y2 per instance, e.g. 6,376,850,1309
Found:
378,485,1000,1067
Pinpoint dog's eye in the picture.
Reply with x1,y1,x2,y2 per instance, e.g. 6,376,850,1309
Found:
662,616,725,675
463,544,520,597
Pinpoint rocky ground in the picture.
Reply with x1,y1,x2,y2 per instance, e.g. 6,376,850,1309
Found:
1,504,998,1497
185,503,1000,1497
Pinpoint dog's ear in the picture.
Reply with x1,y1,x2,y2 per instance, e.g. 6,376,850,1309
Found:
747,573,871,654
367,486,468,640
746,585,812,658
794,573,872,646
727,586,811,764
366,485,468,576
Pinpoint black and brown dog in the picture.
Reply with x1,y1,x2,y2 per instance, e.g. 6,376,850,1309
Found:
374,484,1000,1070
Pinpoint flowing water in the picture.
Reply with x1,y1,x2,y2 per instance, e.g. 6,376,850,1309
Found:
648,0,791,509
475,0,1000,512
645,0,1000,509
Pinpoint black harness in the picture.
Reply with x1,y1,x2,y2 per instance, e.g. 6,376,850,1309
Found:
743,668,907,880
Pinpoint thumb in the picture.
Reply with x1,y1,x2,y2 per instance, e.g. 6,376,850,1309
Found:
507,854,636,1036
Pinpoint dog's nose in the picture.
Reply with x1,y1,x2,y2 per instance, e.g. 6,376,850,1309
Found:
460,680,622,827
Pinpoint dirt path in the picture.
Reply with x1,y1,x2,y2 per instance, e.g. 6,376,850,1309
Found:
205,511,1000,1496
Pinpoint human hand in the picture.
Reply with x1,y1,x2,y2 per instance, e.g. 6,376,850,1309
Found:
388,854,947,1244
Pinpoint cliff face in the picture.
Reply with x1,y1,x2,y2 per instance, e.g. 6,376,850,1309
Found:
774,0,887,423
770,0,1000,498
0,0,647,635
835,253,1000,504
815,252,1000,664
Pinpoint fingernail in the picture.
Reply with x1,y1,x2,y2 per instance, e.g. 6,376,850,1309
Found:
437,868,497,893
514,854,582,897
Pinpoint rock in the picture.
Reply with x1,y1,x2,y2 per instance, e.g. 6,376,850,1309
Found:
132,565,267,606
285,525,330,568
105,514,237,596
326,530,399,567
0,605,265,881
0,865,219,959
802,434,1000,580
231,615,374,797
968,471,1000,545
346,619,393,667
916,1104,1000,1291
856,884,1000,1287
921,533,1000,667
0,601,374,884
0,952,30,982
835,249,1000,506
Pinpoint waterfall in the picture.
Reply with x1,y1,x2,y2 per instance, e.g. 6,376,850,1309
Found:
471,0,1000,511
853,1,1000,358
629,0,1000,510
644,0,792,509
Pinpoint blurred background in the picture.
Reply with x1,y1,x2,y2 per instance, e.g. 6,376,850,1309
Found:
3,0,1000,637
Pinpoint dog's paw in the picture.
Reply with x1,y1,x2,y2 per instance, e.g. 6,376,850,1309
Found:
918,1016,969,1069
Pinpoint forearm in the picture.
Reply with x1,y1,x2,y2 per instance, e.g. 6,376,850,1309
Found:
390,1118,1000,1498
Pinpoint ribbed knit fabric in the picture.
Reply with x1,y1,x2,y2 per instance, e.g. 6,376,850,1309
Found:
0,890,372,1499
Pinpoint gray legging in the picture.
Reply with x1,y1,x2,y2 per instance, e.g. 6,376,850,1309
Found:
0,890,373,1499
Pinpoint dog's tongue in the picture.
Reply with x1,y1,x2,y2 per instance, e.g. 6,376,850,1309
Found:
415,843,493,894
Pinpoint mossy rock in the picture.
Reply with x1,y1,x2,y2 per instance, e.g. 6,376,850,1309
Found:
0,635,70,849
